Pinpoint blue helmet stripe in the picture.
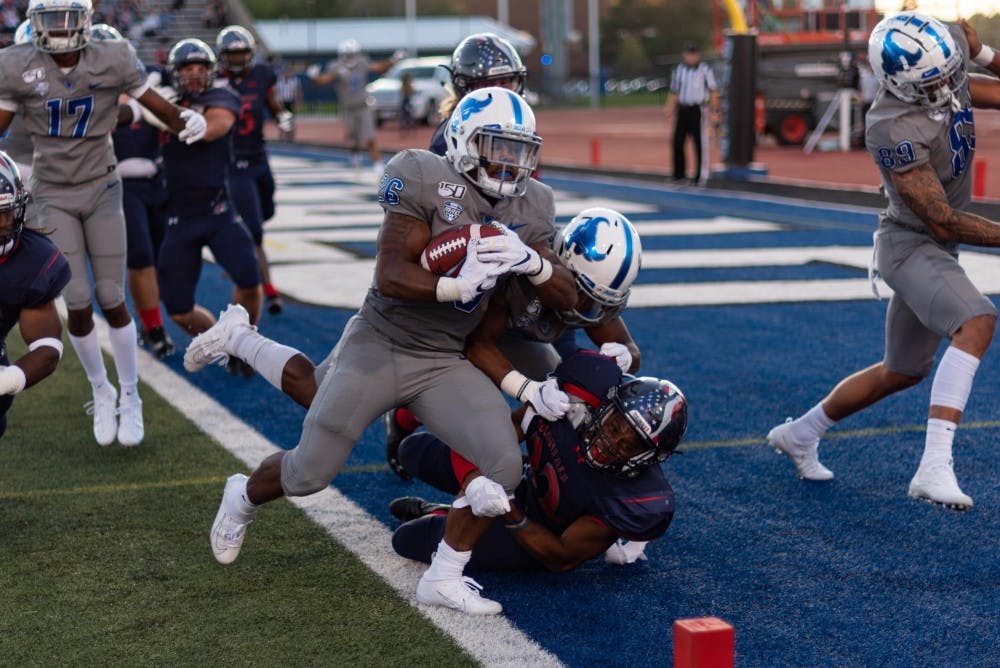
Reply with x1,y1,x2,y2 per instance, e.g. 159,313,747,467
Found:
507,90,523,125
608,225,634,290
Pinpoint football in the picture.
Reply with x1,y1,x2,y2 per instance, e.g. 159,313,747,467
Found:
419,223,506,277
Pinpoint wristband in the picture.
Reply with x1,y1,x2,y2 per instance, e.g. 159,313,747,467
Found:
435,276,463,302
526,257,553,285
974,44,995,67
28,336,64,359
504,515,529,531
0,365,26,395
499,369,531,400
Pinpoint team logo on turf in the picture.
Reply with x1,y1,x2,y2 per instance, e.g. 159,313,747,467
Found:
442,201,463,222
438,181,467,199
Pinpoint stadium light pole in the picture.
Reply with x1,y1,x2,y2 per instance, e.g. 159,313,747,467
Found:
405,0,416,56
498,0,509,26
588,0,599,109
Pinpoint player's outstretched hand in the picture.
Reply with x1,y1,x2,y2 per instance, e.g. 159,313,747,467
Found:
521,378,569,421
463,475,511,517
599,342,632,372
178,108,207,144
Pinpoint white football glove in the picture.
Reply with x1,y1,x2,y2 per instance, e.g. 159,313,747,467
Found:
461,475,511,517
476,228,544,277
520,378,569,421
604,539,649,566
0,365,26,395
178,108,207,144
276,110,294,133
306,64,321,79
435,238,505,303
599,342,632,372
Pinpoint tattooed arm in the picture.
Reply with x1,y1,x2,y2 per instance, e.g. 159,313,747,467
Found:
891,163,1000,245
374,210,438,300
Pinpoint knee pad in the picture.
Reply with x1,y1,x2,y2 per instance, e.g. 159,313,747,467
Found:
94,278,125,311
63,275,94,311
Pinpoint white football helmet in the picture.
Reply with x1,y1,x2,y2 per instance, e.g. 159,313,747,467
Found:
14,19,31,45
27,0,93,53
445,86,541,198
338,38,361,62
868,12,967,112
555,207,642,326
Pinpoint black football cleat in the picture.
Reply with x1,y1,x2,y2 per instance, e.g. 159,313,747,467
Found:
389,496,450,522
266,294,284,315
143,326,176,359
383,409,414,481
226,357,256,378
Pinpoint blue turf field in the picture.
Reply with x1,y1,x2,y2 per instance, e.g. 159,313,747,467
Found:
157,152,1000,667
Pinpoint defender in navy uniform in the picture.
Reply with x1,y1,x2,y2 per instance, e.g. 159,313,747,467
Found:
157,38,262,341
390,352,687,572
0,150,71,438
216,25,293,315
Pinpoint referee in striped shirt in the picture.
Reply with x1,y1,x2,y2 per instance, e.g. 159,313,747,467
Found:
665,43,719,184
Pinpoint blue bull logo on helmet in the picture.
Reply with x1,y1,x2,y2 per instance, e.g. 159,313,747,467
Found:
458,94,492,121
881,29,923,76
565,216,610,262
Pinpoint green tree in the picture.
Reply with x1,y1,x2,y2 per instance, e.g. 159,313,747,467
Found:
601,0,713,77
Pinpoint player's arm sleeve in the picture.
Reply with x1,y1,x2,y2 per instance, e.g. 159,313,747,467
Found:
120,42,150,97
25,248,72,307
377,150,433,220
598,480,676,542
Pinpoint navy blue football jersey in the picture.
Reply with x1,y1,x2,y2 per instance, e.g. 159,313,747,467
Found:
221,64,277,159
112,119,162,162
161,86,241,213
0,230,71,346
519,352,675,541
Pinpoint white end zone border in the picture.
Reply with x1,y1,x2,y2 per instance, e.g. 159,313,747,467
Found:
78,306,563,667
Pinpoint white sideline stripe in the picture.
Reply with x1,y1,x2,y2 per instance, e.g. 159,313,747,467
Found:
76,310,562,667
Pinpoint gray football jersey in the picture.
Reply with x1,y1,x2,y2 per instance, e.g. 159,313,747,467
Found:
0,40,147,185
866,24,973,233
501,275,624,343
326,56,371,111
362,148,557,353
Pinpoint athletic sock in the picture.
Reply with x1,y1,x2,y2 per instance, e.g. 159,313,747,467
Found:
920,418,958,469
789,402,835,444
929,346,980,414
424,539,471,581
68,328,109,389
108,319,139,389
229,327,299,392
138,307,164,333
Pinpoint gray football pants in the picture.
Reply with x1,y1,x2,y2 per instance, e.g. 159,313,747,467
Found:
281,315,523,496
32,175,127,312
876,224,997,377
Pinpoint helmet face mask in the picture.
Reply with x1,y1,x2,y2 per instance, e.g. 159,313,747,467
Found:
445,87,541,198
581,377,688,478
556,208,643,327
217,25,255,74
0,152,29,257
448,33,527,97
27,0,93,53
168,38,218,96
868,12,967,112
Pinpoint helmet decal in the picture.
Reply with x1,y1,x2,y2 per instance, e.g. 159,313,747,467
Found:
565,216,611,262
881,30,923,75
459,93,492,121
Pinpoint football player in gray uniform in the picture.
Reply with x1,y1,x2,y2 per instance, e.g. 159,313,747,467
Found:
306,38,400,177
0,0,207,448
192,87,575,615
768,13,1000,511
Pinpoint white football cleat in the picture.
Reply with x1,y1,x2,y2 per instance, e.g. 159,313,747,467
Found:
184,304,252,372
415,574,503,616
767,419,833,481
210,474,257,564
908,460,973,511
85,383,118,447
117,392,144,447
